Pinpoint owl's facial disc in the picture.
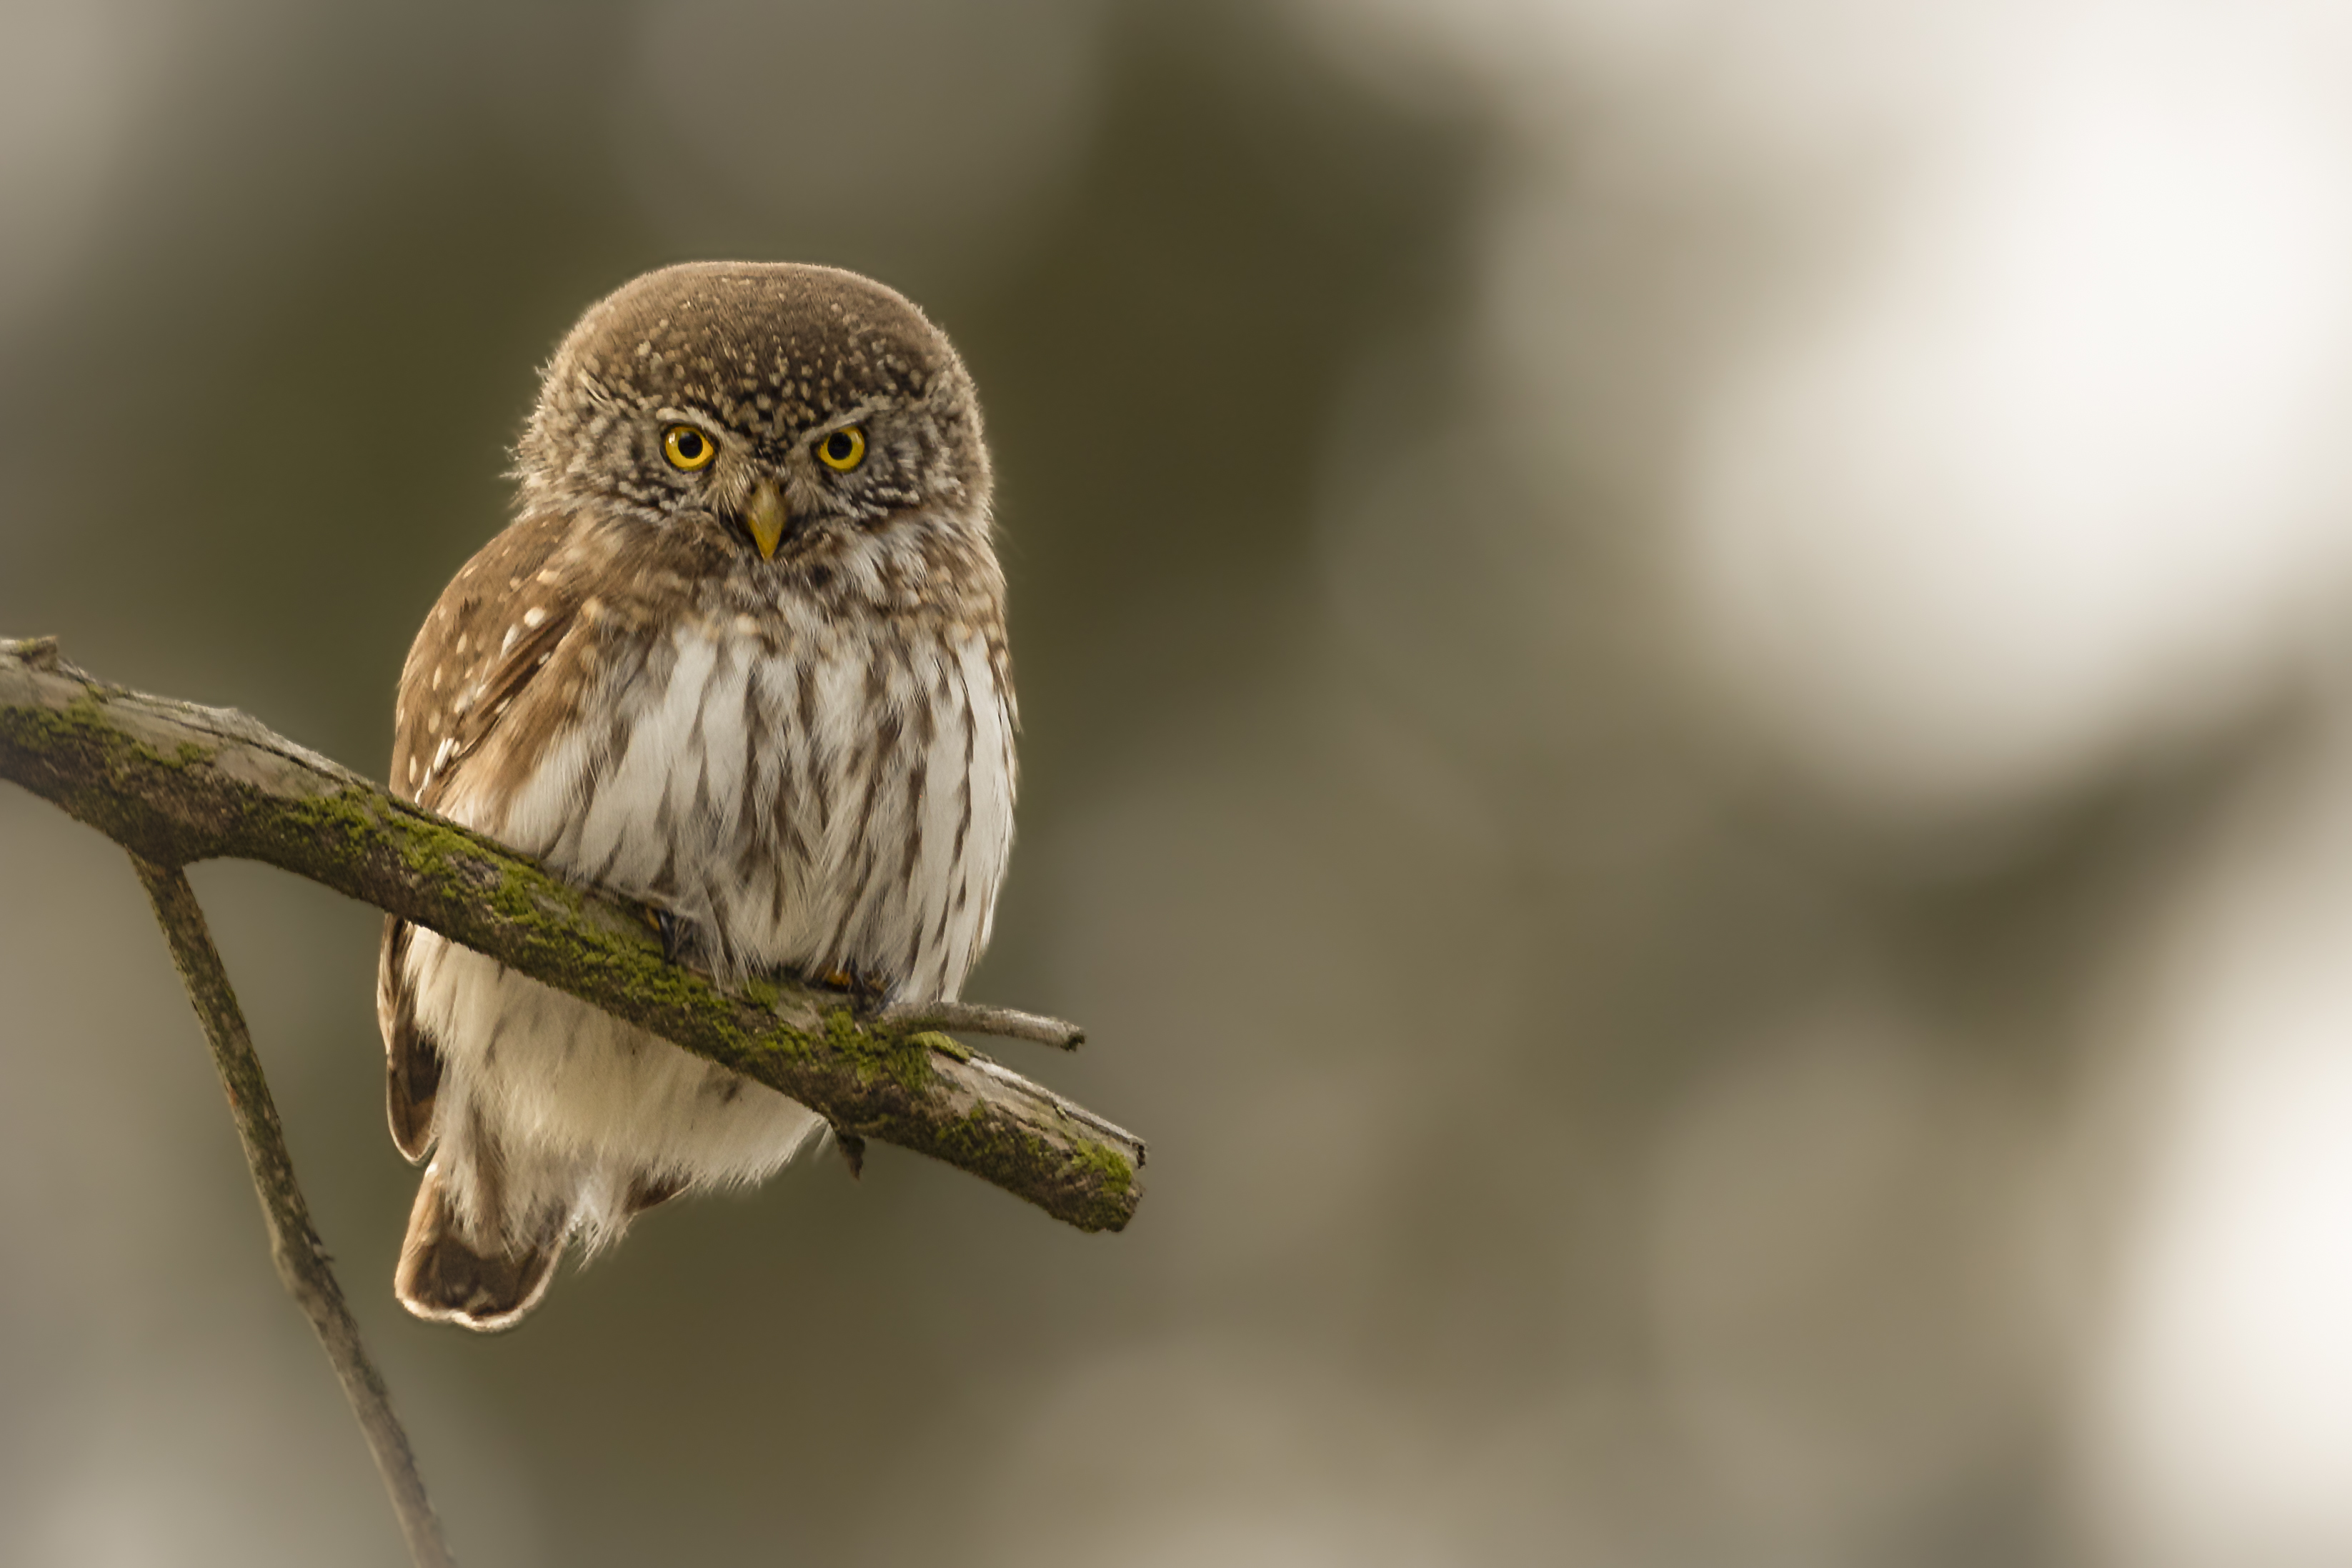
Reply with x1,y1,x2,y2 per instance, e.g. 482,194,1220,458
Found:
742,481,788,560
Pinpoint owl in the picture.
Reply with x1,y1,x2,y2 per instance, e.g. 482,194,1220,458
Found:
376,262,1016,1330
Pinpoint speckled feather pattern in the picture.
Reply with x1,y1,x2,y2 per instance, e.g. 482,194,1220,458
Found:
374,264,1015,1329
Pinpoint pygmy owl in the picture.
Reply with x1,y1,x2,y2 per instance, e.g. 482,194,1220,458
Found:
376,262,1015,1330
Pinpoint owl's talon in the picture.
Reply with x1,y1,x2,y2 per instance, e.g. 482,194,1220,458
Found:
832,1125,867,1180
640,904,689,965
815,966,886,1007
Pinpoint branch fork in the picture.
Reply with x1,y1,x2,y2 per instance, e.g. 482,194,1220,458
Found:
0,635,1145,1566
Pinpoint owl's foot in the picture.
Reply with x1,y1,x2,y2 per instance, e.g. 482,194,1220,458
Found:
816,965,887,1004
638,903,693,965
831,1124,867,1180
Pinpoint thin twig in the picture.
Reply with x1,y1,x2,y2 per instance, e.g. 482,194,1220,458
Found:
869,998,1085,1049
129,854,454,1568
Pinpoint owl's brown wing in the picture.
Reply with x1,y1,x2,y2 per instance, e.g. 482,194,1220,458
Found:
379,512,583,1162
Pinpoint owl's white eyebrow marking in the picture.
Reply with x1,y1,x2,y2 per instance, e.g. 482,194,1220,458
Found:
523,607,549,629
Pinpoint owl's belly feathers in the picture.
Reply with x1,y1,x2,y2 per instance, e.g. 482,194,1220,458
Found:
399,614,1014,1247
486,613,1014,1001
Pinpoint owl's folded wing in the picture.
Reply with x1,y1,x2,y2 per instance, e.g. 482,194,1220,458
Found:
378,512,582,1162
377,915,439,1162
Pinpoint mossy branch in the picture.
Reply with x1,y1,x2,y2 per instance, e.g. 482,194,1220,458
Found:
0,635,1146,1229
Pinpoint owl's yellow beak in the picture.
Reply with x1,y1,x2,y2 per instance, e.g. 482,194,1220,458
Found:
744,482,788,560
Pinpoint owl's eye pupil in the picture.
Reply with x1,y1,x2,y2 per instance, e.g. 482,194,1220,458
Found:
676,431,704,459
825,433,854,461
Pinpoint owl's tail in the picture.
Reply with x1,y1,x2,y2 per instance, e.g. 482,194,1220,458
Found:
394,1165,562,1333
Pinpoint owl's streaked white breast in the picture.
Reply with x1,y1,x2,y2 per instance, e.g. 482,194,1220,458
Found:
450,606,1015,1002
397,603,1014,1252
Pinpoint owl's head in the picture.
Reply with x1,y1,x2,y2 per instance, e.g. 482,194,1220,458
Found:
519,261,991,572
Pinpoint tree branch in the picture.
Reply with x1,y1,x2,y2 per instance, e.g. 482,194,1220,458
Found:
4,634,1142,1567
130,854,454,1568
871,999,1086,1049
0,634,1145,1229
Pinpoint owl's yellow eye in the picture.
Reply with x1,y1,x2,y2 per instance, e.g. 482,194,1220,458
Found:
818,426,867,472
663,425,717,471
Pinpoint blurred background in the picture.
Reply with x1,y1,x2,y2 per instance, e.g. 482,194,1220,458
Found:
7,0,2352,1562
